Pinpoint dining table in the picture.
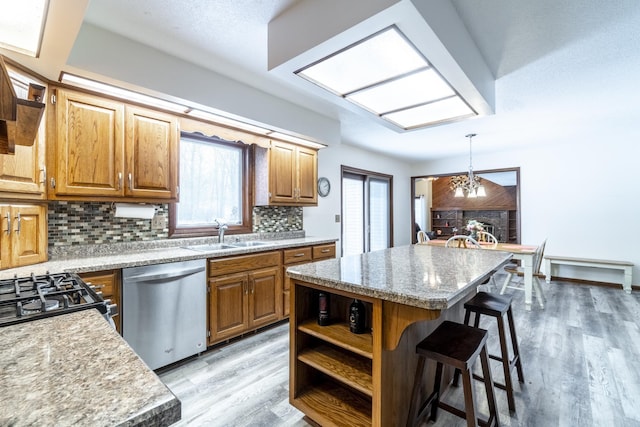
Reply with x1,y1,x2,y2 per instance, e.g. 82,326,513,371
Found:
426,239,541,309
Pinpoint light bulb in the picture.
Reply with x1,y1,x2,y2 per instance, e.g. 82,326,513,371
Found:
476,185,486,197
454,187,464,197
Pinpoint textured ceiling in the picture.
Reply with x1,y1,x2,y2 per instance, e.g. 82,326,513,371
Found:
81,0,640,161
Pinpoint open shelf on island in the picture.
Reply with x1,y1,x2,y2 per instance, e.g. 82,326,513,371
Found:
298,344,373,396
298,319,373,359
293,378,372,427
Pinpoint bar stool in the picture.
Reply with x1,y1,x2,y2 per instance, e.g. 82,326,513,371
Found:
406,321,499,427
454,291,524,411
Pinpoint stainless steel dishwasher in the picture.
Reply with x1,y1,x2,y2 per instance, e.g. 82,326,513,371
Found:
122,259,207,370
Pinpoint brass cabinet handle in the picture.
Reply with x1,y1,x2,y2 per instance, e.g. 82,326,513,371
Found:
14,213,20,234
50,177,56,189
128,173,132,190
118,172,122,190
321,249,330,253
293,253,305,257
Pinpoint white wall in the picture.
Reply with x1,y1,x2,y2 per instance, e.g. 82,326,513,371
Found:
412,133,640,285
303,143,413,253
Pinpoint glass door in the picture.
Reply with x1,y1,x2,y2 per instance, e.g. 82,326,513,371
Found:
341,167,392,256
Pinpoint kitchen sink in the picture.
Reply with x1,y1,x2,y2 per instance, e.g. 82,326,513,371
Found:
183,244,236,252
229,241,272,248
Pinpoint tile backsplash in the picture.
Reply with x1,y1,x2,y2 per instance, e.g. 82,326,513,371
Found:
47,202,303,247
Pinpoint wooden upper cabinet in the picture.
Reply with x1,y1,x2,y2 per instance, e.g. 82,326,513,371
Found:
0,128,46,199
270,141,296,203
50,88,178,202
296,146,318,204
125,106,178,199
0,66,47,200
254,140,318,206
0,204,47,270
53,89,125,197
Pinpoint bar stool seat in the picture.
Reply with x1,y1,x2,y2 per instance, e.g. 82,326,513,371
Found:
454,291,524,412
407,320,499,427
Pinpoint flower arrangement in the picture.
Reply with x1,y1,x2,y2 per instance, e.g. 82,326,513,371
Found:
466,220,485,233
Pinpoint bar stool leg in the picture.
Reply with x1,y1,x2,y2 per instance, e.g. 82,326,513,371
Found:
497,314,516,411
480,346,500,427
431,362,443,422
461,368,479,427
452,310,474,387
507,307,525,382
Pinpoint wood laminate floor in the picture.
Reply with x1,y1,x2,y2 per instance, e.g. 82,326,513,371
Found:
159,277,640,426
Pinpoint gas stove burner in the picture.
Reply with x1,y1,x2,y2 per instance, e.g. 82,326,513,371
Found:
0,272,116,327
22,299,60,313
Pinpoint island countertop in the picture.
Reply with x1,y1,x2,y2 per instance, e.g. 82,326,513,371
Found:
0,310,180,427
286,244,512,310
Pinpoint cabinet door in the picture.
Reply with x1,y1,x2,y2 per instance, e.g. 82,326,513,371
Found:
125,106,178,200
248,266,281,328
269,141,296,203
9,204,47,267
209,273,249,344
79,270,121,334
0,67,46,199
0,207,10,270
296,146,317,204
54,89,125,196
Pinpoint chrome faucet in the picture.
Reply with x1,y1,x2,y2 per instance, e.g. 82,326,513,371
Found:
215,219,228,243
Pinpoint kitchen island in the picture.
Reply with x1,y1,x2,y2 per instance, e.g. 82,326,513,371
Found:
286,244,512,427
0,309,180,426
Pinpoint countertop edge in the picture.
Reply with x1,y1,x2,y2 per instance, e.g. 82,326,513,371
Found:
0,237,338,279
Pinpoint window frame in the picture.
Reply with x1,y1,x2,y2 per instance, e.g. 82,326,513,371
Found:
169,132,252,238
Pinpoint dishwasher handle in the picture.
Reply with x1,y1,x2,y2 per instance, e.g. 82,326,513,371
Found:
125,266,205,283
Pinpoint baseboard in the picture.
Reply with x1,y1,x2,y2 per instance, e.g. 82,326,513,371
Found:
551,276,638,291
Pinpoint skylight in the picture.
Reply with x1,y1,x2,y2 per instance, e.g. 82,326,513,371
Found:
0,0,49,57
296,26,476,130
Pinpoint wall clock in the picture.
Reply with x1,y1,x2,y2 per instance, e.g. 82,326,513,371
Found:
317,177,331,197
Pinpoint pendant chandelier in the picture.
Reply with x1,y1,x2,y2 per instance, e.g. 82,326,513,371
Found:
450,133,486,198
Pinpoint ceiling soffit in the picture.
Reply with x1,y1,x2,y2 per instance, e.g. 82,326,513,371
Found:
268,0,495,132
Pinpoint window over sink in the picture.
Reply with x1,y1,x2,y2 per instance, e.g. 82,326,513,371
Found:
169,132,251,237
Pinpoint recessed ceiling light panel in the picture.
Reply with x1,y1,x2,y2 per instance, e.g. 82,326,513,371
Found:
383,96,474,129
347,69,455,114
298,27,425,95
295,25,477,131
0,0,49,57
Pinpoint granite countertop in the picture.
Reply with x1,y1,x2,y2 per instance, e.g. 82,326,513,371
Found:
0,310,180,427
0,236,337,280
286,244,512,310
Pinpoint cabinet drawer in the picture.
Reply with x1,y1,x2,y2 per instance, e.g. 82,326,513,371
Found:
313,244,335,260
209,251,281,277
80,272,116,297
283,247,312,264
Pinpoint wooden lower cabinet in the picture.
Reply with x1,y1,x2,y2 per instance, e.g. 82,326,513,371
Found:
282,243,336,317
208,251,282,345
0,204,47,270
78,269,121,334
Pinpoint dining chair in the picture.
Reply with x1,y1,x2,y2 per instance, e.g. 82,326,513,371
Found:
417,230,430,244
445,235,481,249
475,231,498,248
500,239,547,307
